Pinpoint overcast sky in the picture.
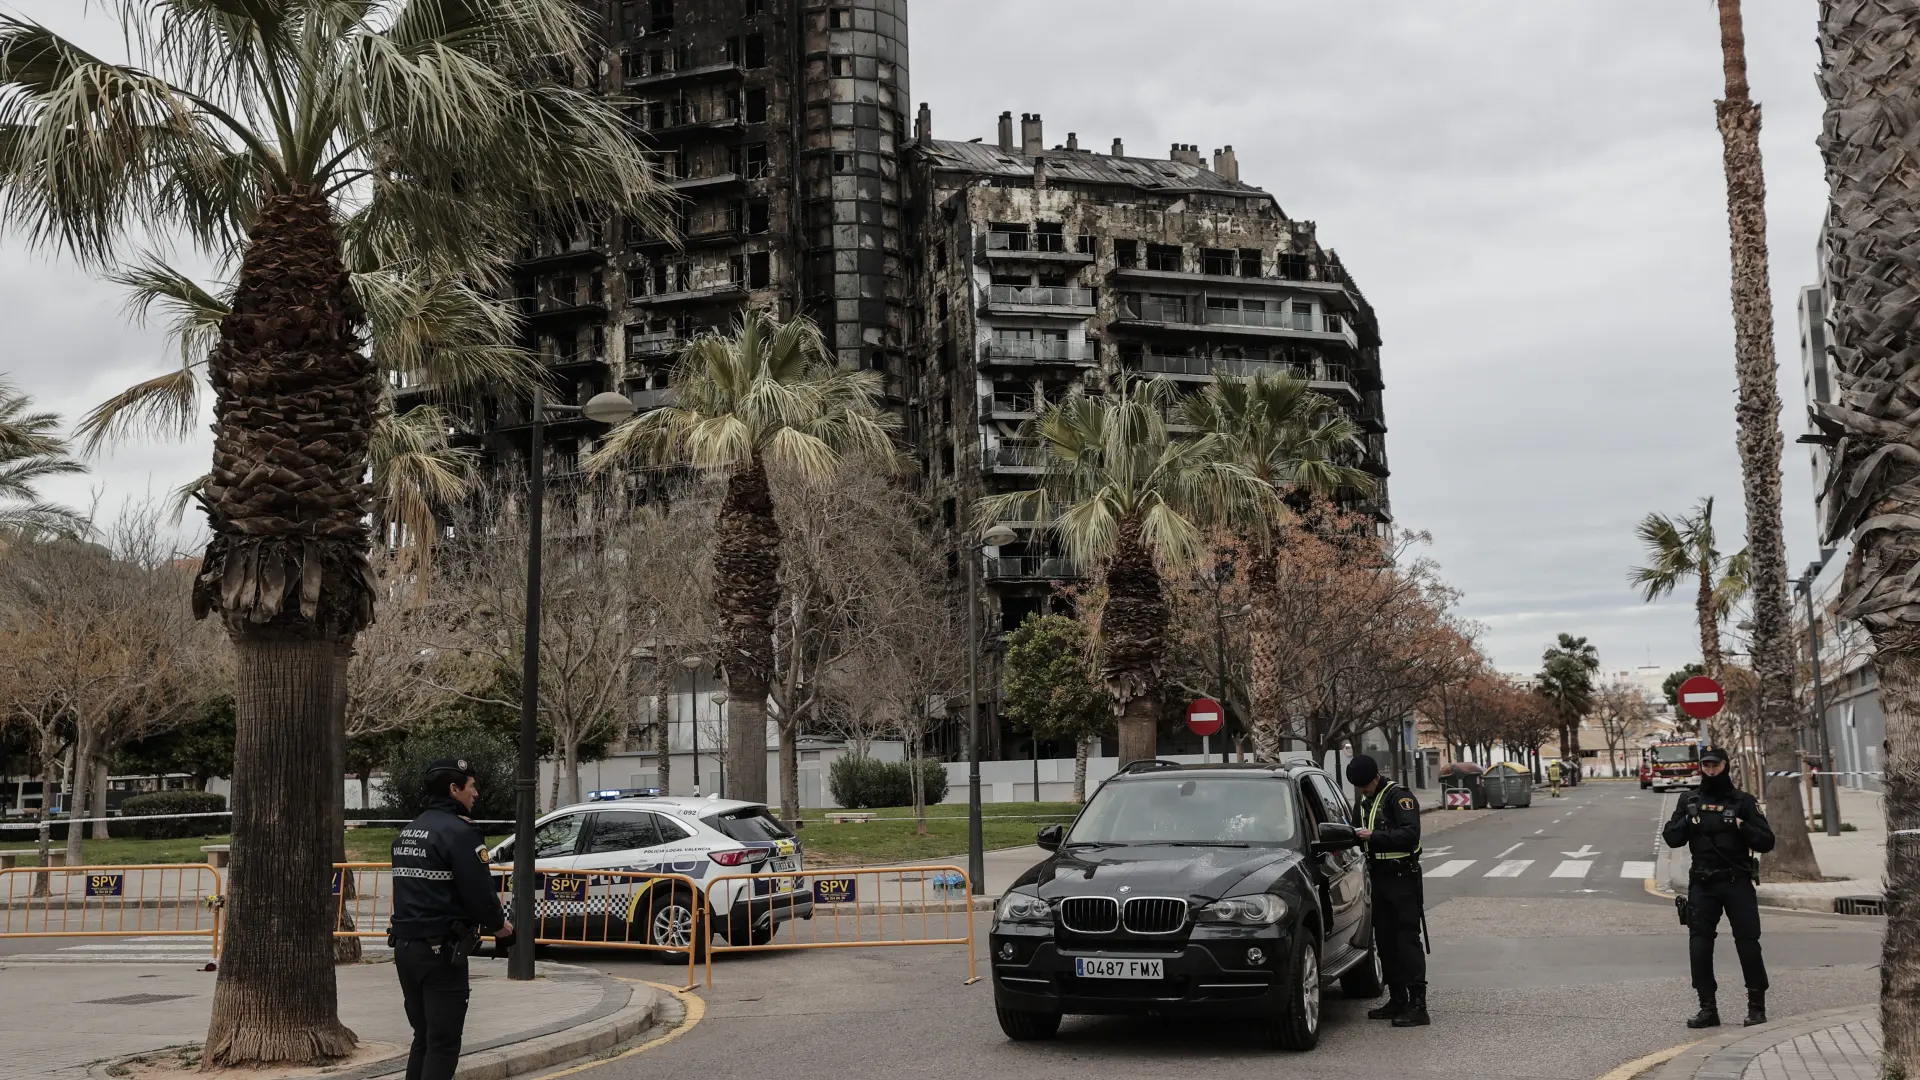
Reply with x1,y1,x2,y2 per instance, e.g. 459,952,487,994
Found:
2,1,1832,677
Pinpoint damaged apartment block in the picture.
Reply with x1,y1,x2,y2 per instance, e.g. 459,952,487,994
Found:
904,108,1390,636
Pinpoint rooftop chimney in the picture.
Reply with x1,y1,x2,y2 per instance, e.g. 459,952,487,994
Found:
997,111,1013,152
1021,113,1044,156
1170,143,1203,166
916,102,932,145
1216,145,1239,181
1034,154,1048,190
1112,137,1125,157
1066,132,1079,151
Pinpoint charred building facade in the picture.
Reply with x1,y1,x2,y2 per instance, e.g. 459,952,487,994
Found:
902,109,1389,633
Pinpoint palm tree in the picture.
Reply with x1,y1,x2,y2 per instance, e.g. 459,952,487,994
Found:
1815,4,1920,1059
979,380,1276,766
0,379,85,537
1178,371,1374,761
0,2,665,1064
1628,497,1750,679
1536,633,1598,768
1706,0,1820,884
586,314,898,806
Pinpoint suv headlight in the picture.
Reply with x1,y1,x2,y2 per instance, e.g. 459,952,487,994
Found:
1197,895,1288,925
996,892,1053,924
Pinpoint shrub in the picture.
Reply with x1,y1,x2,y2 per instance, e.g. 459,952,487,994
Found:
828,756,951,809
380,726,517,823
119,791,230,840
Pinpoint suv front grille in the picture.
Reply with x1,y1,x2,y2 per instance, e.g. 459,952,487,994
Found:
1059,896,1119,934
1123,897,1188,935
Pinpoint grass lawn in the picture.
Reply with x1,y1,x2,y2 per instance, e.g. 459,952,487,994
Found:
0,827,514,868
786,802,1084,869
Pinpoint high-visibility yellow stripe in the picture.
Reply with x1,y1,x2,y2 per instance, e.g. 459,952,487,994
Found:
1363,784,1420,859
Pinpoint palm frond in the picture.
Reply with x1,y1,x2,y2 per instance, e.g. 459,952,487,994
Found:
73,362,205,455
109,251,230,362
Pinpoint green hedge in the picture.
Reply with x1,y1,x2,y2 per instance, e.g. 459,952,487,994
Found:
380,726,517,822
828,756,950,810
119,791,229,839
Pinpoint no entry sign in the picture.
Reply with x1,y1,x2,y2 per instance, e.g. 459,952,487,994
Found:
1187,698,1224,738
1677,675,1726,720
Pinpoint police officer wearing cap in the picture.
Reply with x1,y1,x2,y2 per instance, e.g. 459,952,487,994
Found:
389,758,512,1080
1349,754,1430,1026
1663,745,1773,1029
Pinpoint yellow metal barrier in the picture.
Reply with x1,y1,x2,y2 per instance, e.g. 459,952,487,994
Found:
0,863,225,959
704,864,978,988
335,863,702,989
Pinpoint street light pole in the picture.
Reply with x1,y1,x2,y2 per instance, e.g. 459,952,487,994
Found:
508,388,634,982
1797,567,1843,837
968,524,1018,897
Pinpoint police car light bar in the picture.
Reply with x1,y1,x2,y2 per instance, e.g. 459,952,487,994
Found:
589,788,661,801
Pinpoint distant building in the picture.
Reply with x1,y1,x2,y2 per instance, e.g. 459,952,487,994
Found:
1798,231,1883,792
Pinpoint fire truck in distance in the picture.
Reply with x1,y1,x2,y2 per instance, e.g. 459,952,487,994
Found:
1644,739,1702,792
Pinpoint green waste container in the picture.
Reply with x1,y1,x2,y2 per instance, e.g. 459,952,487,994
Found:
1483,762,1533,808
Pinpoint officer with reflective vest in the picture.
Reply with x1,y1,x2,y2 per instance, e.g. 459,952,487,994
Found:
1662,746,1773,1029
389,759,512,1080
1349,754,1429,1027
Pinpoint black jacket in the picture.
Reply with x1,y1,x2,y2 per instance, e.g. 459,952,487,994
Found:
1663,786,1774,875
389,796,506,940
1361,781,1422,863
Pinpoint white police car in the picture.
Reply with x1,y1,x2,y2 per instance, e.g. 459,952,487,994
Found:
487,796,808,958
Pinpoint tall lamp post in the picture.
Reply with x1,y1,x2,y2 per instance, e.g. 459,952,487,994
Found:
1794,563,1844,837
710,691,728,800
679,655,706,796
967,524,1019,897
510,387,635,982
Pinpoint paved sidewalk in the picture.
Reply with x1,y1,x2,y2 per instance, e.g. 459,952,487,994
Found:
1646,1005,1879,1080
0,955,662,1080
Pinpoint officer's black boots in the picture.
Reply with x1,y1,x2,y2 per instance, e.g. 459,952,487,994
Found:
1687,995,1721,1029
1744,990,1766,1027
1392,985,1431,1027
1367,986,1407,1020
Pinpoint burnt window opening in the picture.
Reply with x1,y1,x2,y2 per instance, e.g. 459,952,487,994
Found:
1240,248,1263,277
942,498,956,528
592,325,606,357
746,199,770,233
940,443,954,473
745,34,766,68
1036,269,1070,288
989,271,1029,287
941,396,952,424
1146,243,1183,272
1077,234,1097,255
647,100,667,129
745,87,768,123
621,52,644,80
1201,248,1234,276
831,56,853,77
1114,239,1139,269
746,0,763,12
1278,252,1311,280
588,272,604,303
1035,221,1066,253
728,254,746,285
737,142,769,178
748,251,771,289
650,262,668,294
829,8,851,28
937,294,948,320
725,36,743,64
650,0,673,33
833,153,851,173
674,261,691,291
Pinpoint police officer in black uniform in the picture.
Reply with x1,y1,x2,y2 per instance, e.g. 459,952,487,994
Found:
389,759,512,1080
1349,754,1429,1027
1662,746,1773,1029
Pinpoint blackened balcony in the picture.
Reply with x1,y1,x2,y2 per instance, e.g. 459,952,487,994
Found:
987,439,1048,474
986,556,1083,582
981,392,1039,420
984,284,1096,318
980,339,1093,367
983,230,1096,266
625,61,745,90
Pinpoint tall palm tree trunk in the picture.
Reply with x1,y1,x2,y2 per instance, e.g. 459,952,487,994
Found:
1712,0,1820,881
331,642,360,964
1246,547,1287,762
1696,568,1724,679
1815,2,1920,1066
194,189,372,1065
652,659,672,795
713,455,779,803
1103,517,1168,767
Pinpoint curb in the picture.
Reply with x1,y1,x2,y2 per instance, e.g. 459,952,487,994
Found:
1642,1004,1874,1080
85,962,661,1080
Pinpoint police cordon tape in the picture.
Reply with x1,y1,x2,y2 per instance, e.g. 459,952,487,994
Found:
1761,770,1884,778
0,813,520,830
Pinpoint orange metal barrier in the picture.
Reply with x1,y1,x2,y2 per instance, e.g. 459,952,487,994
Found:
336,863,703,989
0,864,225,958
704,864,978,988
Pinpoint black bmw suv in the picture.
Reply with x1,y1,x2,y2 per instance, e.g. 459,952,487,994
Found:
988,761,1378,1050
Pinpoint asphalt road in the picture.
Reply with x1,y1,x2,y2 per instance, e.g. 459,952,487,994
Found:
572,781,1881,1080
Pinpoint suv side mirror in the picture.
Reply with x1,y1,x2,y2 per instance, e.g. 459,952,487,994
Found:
1036,824,1063,852
1312,821,1360,853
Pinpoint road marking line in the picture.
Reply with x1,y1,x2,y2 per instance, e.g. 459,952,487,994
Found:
1534,829,1545,835
528,979,706,1079
1594,1040,1701,1080
1485,860,1533,878
1495,843,1524,859
1550,861,1592,879
1621,860,1656,879
1427,860,1476,878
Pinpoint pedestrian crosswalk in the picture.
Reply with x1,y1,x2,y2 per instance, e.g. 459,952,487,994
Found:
1419,856,1658,882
